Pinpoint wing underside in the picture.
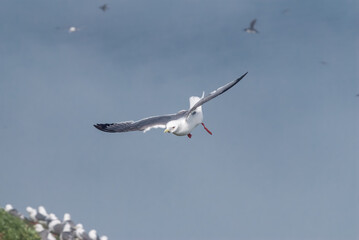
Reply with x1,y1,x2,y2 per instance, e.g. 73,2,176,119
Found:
94,111,187,133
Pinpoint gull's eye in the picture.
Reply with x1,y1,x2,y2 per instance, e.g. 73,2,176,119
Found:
172,126,175,129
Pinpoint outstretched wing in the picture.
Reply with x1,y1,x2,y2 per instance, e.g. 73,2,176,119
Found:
250,19,257,28
94,111,187,133
186,72,248,118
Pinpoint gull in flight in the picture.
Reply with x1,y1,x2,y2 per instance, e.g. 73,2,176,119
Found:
94,72,248,138
99,4,108,12
55,26,81,33
244,19,259,33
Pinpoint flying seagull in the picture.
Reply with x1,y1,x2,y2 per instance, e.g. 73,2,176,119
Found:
244,19,259,33
94,72,248,138
68,26,80,33
282,8,290,15
99,4,108,12
55,26,81,33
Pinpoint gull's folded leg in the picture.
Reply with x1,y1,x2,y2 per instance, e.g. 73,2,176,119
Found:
187,133,192,138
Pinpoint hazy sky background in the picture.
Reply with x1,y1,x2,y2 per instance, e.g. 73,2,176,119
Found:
0,0,357,239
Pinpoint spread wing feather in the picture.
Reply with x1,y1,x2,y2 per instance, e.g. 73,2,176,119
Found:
186,72,248,117
250,19,257,28
94,111,187,133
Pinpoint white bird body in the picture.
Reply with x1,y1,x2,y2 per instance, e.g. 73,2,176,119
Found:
49,219,63,235
5,204,24,219
60,223,74,240
35,224,56,240
38,206,48,217
68,27,79,33
165,96,203,136
26,207,37,221
89,230,99,240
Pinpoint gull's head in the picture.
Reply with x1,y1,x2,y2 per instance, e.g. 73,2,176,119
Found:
63,213,71,221
26,206,35,214
75,223,84,230
48,213,58,221
34,224,44,232
164,121,179,134
5,204,13,211
38,206,48,216
89,230,98,238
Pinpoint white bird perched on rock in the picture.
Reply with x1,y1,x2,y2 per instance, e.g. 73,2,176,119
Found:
34,224,56,240
63,213,75,228
49,219,64,235
5,204,24,219
88,230,108,240
60,223,75,240
47,213,58,222
89,230,99,240
75,226,91,240
94,72,248,139
26,206,47,223
38,206,50,221
38,206,48,216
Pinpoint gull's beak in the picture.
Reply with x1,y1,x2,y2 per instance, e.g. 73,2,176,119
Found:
164,129,170,133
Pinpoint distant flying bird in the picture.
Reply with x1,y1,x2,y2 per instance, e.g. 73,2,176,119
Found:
99,4,108,12
55,26,81,33
320,61,328,65
94,72,248,138
68,26,80,33
244,19,259,33
282,8,290,15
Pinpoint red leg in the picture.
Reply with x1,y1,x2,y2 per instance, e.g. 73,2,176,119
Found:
201,123,212,135
187,133,192,138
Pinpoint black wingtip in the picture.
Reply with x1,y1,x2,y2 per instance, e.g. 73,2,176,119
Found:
237,72,248,81
94,123,112,132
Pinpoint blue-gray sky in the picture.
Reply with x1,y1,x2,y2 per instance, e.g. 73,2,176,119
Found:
0,0,357,239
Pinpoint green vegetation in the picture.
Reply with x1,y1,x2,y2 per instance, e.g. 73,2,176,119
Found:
0,209,40,240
